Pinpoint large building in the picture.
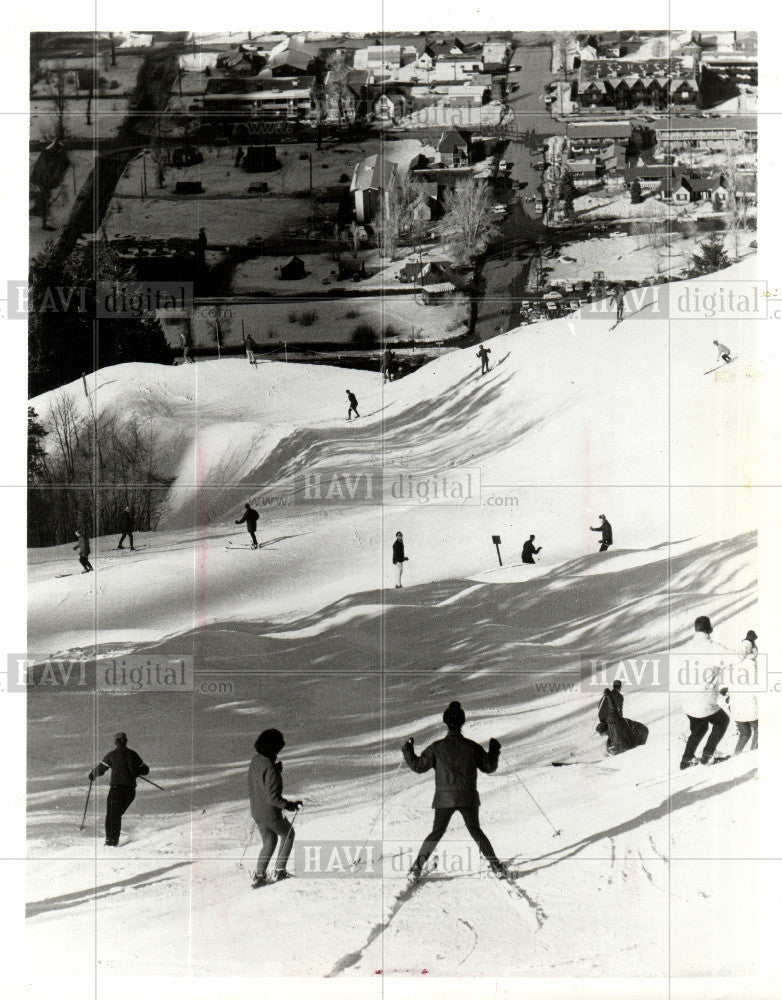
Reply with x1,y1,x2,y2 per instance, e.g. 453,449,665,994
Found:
654,115,757,152
196,76,315,120
574,56,698,110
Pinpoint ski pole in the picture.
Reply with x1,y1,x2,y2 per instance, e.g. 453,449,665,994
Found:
139,775,167,791
79,779,93,830
278,808,299,864
351,759,404,871
510,770,561,837
238,822,255,868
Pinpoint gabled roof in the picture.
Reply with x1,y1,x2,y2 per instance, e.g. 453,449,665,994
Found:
438,127,471,152
351,154,398,192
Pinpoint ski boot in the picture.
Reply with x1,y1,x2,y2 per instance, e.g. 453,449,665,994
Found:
251,872,269,889
489,860,510,880
273,869,293,883
679,757,700,770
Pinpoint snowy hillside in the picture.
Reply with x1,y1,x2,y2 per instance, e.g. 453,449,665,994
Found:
26,260,764,984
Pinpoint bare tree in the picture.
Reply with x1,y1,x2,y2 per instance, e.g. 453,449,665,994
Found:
437,179,499,265
325,49,351,122
722,138,751,262
553,33,575,81
46,62,70,141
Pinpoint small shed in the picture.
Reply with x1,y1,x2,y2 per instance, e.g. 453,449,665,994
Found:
280,255,306,280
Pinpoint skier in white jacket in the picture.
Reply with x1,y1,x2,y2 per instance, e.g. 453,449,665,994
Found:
731,630,759,753
679,615,733,769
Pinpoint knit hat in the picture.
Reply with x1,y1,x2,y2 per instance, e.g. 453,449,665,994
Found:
115,732,127,744
443,701,466,729
612,680,622,690
694,615,713,634
255,729,285,757
746,630,758,642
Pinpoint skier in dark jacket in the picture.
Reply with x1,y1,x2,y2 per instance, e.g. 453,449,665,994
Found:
392,531,409,588
117,506,135,550
596,681,647,756
403,701,505,881
590,514,613,552
74,531,93,573
521,534,541,564
235,503,260,548
88,732,149,846
248,729,302,888
477,344,491,374
346,389,360,420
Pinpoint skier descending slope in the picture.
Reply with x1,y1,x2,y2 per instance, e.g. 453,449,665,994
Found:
249,730,302,888
403,701,506,883
73,530,93,573
476,344,492,374
521,534,541,564
88,732,149,846
713,339,733,364
235,502,260,548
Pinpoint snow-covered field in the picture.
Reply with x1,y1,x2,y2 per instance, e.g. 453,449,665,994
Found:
25,259,775,992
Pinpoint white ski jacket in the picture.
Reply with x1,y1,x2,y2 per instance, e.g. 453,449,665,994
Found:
678,631,734,718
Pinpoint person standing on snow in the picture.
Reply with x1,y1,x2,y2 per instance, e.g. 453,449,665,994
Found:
732,629,759,754
346,389,360,421
679,615,732,769
392,531,409,588
249,729,302,888
590,514,613,552
117,506,135,550
612,284,625,324
403,701,505,882
381,348,394,382
88,732,149,846
476,344,491,375
521,534,541,564
235,503,260,548
74,530,93,573
713,340,733,364
246,335,258,367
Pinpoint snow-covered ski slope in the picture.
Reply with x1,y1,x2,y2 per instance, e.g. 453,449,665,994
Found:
26,260,771,989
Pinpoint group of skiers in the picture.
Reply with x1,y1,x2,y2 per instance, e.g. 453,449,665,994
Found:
71,506,135,572
678,615,759,768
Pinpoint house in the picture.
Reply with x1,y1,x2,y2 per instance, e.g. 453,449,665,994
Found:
324,68,368,122
733,173,757,206
574,56,699,110
437,128,471,166
654,116,758,152
626,163,676,193
481,41,509,72
569,161,604,188
373,92,408,122
350,155,398,224
711,184,729,209
659,173,689,202
356,45,402,78
279,256,306,280
265,38,316,76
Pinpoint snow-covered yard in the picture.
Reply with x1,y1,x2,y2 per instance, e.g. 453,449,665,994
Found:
30,98,130,142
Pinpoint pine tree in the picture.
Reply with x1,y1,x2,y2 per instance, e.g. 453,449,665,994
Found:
688,234,731,277
27,407,48,485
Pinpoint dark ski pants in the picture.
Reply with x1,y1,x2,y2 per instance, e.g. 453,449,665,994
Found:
414,807,499,871
348,404,359,420
247,529,258,547
480,358,489,373
118,532,134,549
79,556,93,572
255,814,295,876
683,709,730,762
734,720,758,754
105,784,136,844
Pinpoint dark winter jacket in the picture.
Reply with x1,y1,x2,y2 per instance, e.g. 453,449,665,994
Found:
249,753,295,823
392,539,406,564
598,688,623,725
91,747,148,787
120,510,134,533
403,730,500,808
74,535,90,557
521,540,540,564
477,347,491,360
347,392,358,408
236,507,259,530
591,520,613,545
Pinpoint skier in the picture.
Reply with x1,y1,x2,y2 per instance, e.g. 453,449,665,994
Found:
246,335,258,367
179,331,193,364
590,514,613,552
249,729,302,888
392,531,409,588
346,389,360,421
235,502,260,548
713,339,733,364
117,506,135,550
403,701,505,882
521,534,541,564
612,284,624,324
74,531,93,573
88,732,149,846
381,348,394,382
476,344,491,375
732,629,759,754
596,681,648,755
679,615,732,769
